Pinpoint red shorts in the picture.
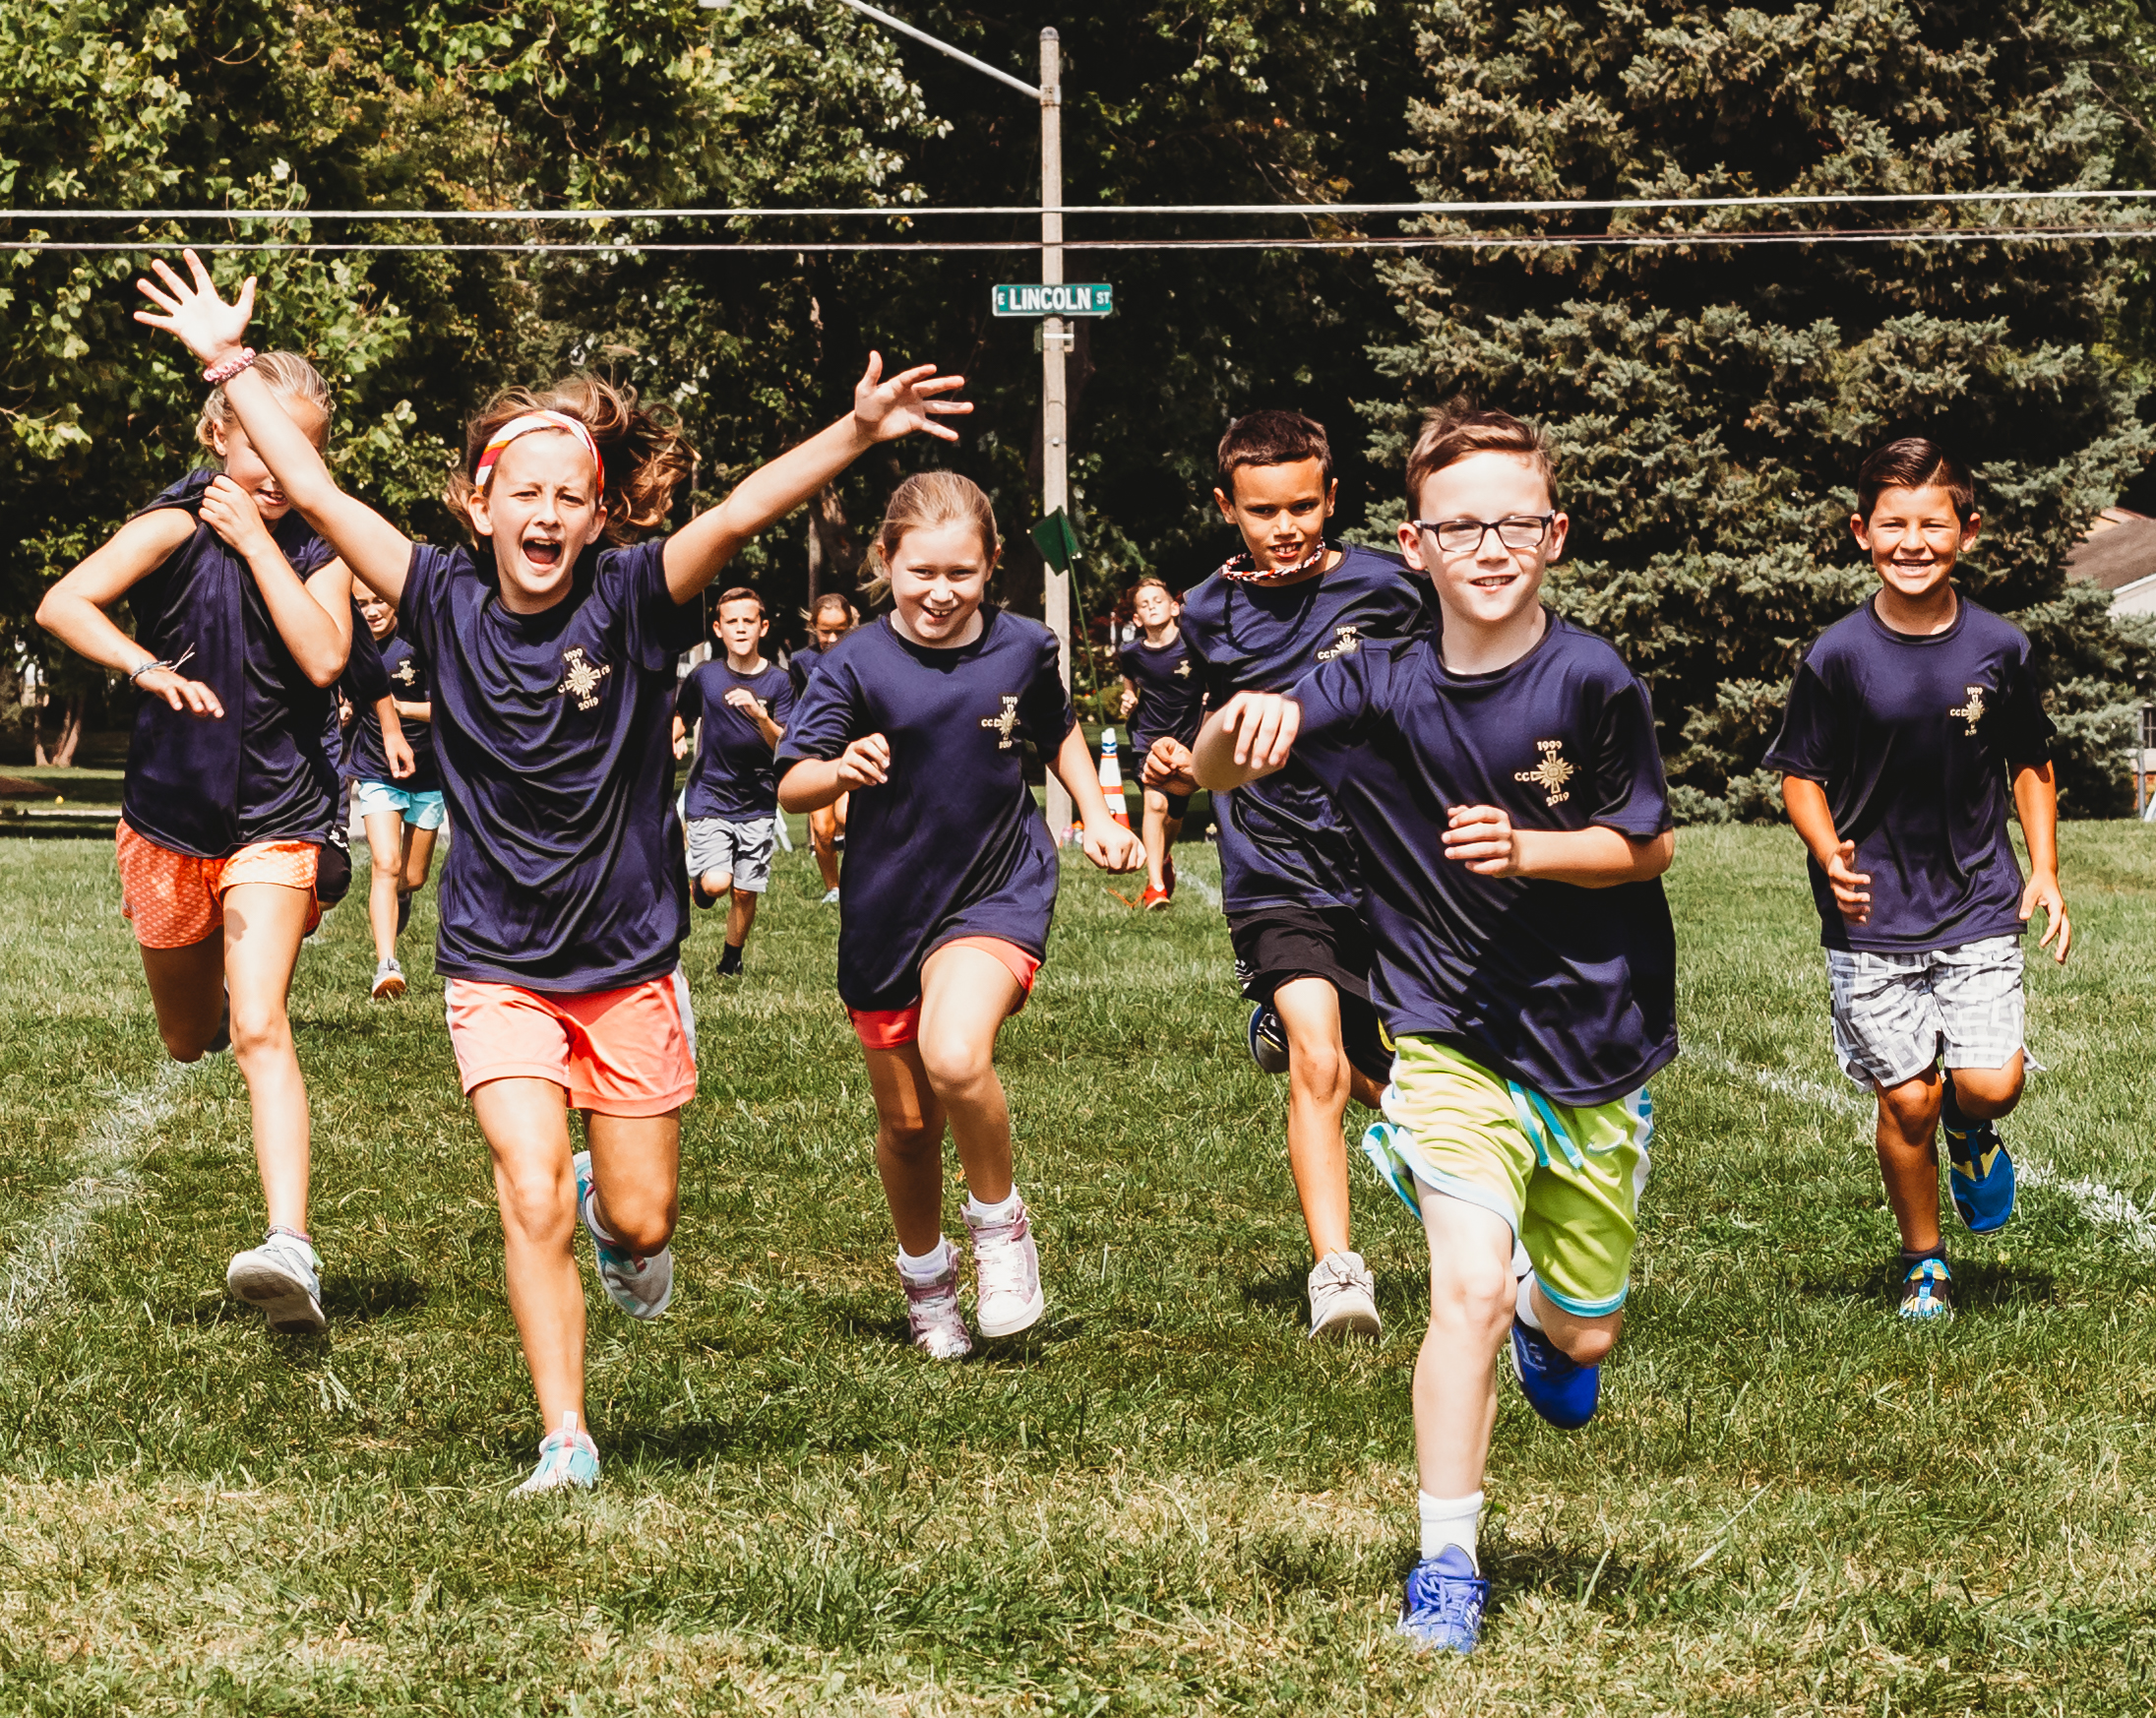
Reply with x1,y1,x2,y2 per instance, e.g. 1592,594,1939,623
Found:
443,969,699,1117
848,936,1042,1051
116,822,322,950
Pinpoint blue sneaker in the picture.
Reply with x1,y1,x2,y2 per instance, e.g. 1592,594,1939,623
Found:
517,1415,601,1495
1509,1319,1600,1430
1898,1255,1954,1321
1397,1547,1489,1652
1247,1003,1289,1075
1946,1118,2015,1234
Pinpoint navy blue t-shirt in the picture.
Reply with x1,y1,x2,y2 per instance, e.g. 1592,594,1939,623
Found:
122,470,339,858
1117,631,1203,749
347,633,439,791
788,643,830,701
400,536,705,992
1762,591,2055,952
1179,544,1429,913
1290,617,1679,1106
335,606,391,776
775,609,1077,1012
677,659,794,821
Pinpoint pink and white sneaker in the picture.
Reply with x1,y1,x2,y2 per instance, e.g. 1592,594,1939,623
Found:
966,1196,1045,1338
898,1238,973,1360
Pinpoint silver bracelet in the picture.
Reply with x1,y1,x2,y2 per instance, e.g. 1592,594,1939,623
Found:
130,644,196,685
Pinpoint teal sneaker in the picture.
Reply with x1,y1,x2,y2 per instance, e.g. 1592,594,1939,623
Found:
1898,1256,1953,1321
518,1415,600,1495
1946,1118,2015,1235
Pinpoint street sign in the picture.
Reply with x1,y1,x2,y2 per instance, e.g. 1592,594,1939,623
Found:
993,282,1115,318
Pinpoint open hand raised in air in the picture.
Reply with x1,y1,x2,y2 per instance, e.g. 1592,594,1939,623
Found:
133,250,255,368
852,352,972,446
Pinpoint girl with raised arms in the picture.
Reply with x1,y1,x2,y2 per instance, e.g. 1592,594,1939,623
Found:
37,350,353,1337
777,474,1143,1359
136,250,969,1492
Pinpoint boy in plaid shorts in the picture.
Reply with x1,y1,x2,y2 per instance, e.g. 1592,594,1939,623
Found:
1765,438,2070,1321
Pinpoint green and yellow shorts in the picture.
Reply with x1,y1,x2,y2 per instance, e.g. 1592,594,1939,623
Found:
1361,1036,1652,1319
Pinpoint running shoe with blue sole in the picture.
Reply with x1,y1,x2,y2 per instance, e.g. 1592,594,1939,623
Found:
1509,1319,1600,1430
1898,1255,1953,1320
1248,1003,1290,1075
1397,1546,1489,1653
1946,1118,2015,1234
573,1149,675,1319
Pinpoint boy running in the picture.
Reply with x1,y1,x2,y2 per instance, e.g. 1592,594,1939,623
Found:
1116,576,1202,907
1195,406,1677,1652
1764,437,2068,1321
672,586,794,976
1143,408,1426,1341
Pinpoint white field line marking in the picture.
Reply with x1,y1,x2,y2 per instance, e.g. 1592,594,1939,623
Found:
1684,1049,2156,1257
0,1062,195,1333
1180,874,1221,907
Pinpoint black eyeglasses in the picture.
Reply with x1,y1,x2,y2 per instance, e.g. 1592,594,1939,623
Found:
1411,515,1556,554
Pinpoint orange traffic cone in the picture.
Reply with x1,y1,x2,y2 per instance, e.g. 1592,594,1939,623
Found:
1097,726,1133,828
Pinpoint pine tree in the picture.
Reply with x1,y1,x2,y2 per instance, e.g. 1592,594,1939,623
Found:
1367,0,2156,816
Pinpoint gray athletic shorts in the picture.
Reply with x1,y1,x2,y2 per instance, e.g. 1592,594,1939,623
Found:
685,816,775,893
1825,934,2029,1089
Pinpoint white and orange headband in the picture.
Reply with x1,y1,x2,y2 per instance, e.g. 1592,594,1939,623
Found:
472,410,605,494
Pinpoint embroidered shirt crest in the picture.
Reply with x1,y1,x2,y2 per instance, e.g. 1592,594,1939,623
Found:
556,646,612,711
1173,657,1193,679
1514,739,1576,806
1316,624,1362,662
980,695,1021,749
1948,684,1987,735
391,657,419,688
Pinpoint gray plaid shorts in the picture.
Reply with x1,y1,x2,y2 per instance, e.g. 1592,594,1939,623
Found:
1824,934,2030,1089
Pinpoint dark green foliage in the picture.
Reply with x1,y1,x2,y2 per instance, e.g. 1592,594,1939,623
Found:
1368,0,2156,817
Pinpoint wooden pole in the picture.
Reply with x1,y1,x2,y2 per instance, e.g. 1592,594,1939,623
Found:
1040,28,1074,839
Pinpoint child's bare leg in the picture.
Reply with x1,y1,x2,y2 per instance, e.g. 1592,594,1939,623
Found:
140,937,226,1061
220,882,314,1234
584,1110,681,1255
726,889,760,950
864,1042,951,1256
1525,1280,1623,1365
473,1076,585,1432
1875,1070,1944,1253
1272,975,1355,1259
915,943,1025,1204
363,809,404,961
1141,789,1171,891
401,824,439,895
810,805,841,892
1412,1192,1515,1497
1946,1051,2025,1122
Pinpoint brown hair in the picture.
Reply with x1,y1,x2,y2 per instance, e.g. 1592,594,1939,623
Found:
1133,575,1176,602
196,351,334,455
1404,406,1557,511
861,471,1002,601
446,375,694,546
808,591,859,627
1856,437,1975,522
713,585,764,617
1215,409,1333,498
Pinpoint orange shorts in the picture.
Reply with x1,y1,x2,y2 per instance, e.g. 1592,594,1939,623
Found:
848,936,1042,1051
116,822,322,950
443,968,699,1117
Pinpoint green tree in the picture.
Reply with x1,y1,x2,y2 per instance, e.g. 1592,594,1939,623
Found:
1369,0,2156,816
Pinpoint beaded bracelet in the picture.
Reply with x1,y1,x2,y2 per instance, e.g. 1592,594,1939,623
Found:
203,347,256,386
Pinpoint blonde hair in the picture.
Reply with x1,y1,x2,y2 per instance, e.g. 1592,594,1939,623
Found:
446,374,695,546
860,471,1002,603
195,351,334,455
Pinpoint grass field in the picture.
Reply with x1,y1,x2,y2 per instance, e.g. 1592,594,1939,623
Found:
1,822,2153,1714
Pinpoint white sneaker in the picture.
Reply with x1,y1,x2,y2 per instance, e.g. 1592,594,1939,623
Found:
898,1239,973,1360
226,1228,326,1333
574,1150,674,1319
1308,1250,1382,1342
371,955,406,1000
820,888,841,905
966,1196,1045,1338
517,1414,600,1495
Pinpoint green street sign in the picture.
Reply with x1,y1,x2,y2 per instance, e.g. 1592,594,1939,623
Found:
993,282,1115,318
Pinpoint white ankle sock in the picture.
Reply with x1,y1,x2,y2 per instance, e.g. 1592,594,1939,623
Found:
896,1238,952,1279
1418,1490,1482,1565
1514,1275,1546,1331
965,1190,1020,1226
583,1190,619,1247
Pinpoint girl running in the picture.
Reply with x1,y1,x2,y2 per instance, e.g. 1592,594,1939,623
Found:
1116,576,1203,908
35,349,352,1335
136,249,969,1491
346,590,442,999
790,591,860,903
777,473,1143,1359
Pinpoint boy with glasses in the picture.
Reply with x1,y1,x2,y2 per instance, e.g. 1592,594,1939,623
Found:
1142,408,1427,1342
1192,405,1677,1652
1764,438,2068,1321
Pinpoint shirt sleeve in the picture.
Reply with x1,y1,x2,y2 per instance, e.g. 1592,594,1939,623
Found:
1284,644,1381,790
768,669,798,732
342,610,392,705
673,666,704,725
397,542,457,667
613,539,707,670
1018,628,1078,753
1760,653,1844,785
1994,641,2057,768
1585,673,1673,837
774,655,859,766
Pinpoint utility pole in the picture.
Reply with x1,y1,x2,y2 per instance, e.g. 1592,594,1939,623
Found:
1037,29,1073,835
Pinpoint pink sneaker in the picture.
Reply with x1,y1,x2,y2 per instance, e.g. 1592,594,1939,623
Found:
898,1239,972,1360
966,1196,1045,1338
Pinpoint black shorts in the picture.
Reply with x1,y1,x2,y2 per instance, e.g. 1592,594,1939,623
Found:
315,824,353,907
1226,903,1391,1084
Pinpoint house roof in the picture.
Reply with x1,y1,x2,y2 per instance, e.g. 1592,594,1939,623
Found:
2065,510,2156,594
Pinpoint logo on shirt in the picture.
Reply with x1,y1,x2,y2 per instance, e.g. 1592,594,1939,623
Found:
1949,684,1987,735
390,658,419,688
556,646,613,711
1316,624,1362,662
1173,657,1193,679
980,695,1021,749
1514,739,1576,806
